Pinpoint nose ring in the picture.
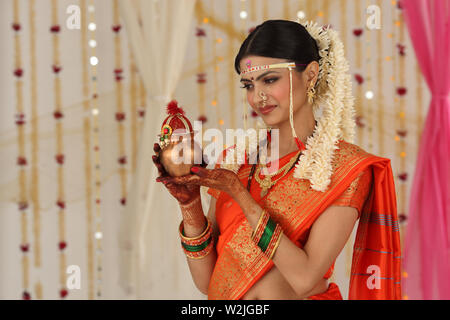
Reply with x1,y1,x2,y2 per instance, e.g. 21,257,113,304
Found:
259,91,267,106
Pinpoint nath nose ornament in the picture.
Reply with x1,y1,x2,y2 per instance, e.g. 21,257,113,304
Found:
259,91,268,106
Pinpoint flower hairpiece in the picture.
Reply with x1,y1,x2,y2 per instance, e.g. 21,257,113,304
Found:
292,21,355,191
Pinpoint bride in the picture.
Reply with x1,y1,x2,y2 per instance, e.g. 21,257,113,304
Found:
153,20,401,300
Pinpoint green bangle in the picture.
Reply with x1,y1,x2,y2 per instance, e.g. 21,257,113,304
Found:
257,218,276,252
181,236,212,252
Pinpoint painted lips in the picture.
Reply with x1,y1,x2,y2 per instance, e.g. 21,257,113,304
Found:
259,105,277,115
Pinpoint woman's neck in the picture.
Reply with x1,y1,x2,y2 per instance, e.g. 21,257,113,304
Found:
267,107,316,160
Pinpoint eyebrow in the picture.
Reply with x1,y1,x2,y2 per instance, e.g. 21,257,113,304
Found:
240,70,280,83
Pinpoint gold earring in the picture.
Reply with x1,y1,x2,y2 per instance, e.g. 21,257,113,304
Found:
307,83,316,104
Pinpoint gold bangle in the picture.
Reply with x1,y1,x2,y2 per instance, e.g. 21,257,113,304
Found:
179,217,210,242
252,209,266,236
251,209,269,243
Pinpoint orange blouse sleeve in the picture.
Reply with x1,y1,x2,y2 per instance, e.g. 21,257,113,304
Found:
331,167,373,218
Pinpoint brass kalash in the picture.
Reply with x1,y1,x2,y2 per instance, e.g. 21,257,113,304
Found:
157,100,202,176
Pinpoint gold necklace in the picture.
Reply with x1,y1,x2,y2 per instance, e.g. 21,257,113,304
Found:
254,150,302,198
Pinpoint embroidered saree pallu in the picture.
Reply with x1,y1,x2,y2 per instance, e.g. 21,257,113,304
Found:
207,140,401,300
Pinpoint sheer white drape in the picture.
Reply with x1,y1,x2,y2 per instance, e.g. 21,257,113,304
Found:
117,0,202,299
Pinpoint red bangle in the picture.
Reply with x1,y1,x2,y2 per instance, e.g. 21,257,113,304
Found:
252,209,269,243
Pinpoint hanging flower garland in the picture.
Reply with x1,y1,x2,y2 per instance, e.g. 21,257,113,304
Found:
196,11,208,125
392,1,409,299
79,0,99,299
29,0,44,299
138,79,147,119
112,0,127,216
128,45,138,172
364,7,374,152
375,0,386,157
352,0,364,146
50,0,69,299
12,0,31,301
209,0,224,131
395,3,409,230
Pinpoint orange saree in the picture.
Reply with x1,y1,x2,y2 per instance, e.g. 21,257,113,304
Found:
206,140,401,300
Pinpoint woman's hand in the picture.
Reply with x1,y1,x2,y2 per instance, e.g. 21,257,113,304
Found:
156,166,244,200
152,142,204,205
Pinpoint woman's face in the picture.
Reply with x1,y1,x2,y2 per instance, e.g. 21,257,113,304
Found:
239,56,316,127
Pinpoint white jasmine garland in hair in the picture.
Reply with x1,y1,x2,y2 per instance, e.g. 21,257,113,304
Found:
311,24,346,189
293,21,355,192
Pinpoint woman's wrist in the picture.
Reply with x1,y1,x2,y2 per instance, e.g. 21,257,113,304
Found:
179,195,207,237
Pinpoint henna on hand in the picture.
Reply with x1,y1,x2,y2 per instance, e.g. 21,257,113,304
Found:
153,142,212,205
173,167,243,198
179,195,206,230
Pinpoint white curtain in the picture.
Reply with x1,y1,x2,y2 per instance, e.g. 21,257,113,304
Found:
118,0,203,299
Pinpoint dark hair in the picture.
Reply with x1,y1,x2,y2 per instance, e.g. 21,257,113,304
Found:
234,20,320,75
